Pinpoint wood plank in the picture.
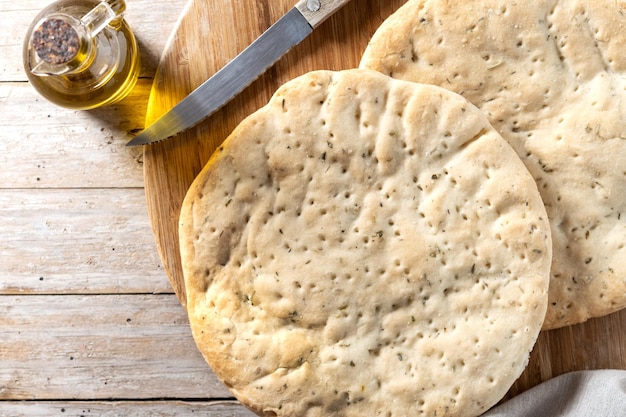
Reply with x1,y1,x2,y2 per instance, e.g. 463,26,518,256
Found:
0,81,149,189
0,294,231,400
0,0,187,82
0,400,256,417
0,188,170,295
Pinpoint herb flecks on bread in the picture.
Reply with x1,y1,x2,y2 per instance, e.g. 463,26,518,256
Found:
180,69,551,417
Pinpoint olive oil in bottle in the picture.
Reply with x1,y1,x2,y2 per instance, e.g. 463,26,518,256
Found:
23,0,139,110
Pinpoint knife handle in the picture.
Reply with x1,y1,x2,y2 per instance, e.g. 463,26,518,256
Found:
295,0,352,28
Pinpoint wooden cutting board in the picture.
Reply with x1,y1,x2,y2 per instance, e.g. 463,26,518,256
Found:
142,0,626,401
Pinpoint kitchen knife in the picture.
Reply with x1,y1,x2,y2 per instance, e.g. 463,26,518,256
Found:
126,0,352,147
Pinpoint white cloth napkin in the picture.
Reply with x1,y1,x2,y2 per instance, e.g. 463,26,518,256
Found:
483,370,626,416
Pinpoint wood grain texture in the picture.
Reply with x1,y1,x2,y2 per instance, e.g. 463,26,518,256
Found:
0,401,256,417
0,294,230,400
0,188,169,295
0,0,226,413
0,80,147,189
142,0,626,402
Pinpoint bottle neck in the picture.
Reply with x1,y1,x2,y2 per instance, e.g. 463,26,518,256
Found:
104,0,126,15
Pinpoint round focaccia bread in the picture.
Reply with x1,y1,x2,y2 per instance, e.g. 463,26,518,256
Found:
360,0,626,329
179,69,551,417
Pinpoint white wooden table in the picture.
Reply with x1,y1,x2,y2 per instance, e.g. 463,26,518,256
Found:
0,1,254,415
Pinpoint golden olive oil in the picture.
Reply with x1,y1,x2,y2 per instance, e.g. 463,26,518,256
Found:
23,0,139,110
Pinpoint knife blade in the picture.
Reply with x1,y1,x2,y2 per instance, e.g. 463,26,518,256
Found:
127,0,352,147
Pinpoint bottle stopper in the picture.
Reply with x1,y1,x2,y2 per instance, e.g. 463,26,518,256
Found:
29,1,119,75
31,17,80,66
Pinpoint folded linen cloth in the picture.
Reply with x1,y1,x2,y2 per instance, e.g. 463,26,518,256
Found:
484,370,626,417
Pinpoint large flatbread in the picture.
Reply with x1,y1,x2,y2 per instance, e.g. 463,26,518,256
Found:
360,0,626,329
179,69,551,417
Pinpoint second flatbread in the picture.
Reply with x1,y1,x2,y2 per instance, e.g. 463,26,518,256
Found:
361,0,626,329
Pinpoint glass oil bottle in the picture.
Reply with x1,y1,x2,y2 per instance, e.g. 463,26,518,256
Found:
23,0,139,110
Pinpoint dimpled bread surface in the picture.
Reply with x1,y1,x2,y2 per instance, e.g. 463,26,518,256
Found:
360,0,626,329
179,69,551,417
